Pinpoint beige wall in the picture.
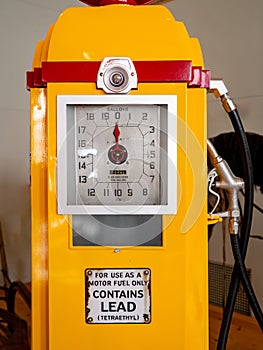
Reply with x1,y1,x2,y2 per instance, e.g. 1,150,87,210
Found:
166,0,263,308
0,0,262,306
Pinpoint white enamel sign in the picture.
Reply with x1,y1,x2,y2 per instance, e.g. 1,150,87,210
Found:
85,268,151,324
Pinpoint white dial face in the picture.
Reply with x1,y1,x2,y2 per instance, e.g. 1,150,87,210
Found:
57,95,177,215
74,104,163,206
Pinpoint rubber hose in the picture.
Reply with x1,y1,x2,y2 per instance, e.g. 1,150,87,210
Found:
217,109,254,349
230,234,263,328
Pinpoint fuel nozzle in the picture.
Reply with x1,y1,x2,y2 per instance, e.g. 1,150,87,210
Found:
207,140,244,234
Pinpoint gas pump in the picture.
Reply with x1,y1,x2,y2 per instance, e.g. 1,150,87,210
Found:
26,1,262,349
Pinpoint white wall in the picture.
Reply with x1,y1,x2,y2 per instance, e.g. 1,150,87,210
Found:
166,0,263,308
0,0,85,283
0,0,262,307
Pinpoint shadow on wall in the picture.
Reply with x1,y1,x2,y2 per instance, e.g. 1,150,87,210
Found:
208,131,263,240
208,132,263,193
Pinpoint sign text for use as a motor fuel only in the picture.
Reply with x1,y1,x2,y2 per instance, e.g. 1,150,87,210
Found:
85,269,151,324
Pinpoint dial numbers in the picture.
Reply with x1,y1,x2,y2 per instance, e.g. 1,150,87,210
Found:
75,105,161,206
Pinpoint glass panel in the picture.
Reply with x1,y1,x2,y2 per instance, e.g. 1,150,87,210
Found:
72,215,162,247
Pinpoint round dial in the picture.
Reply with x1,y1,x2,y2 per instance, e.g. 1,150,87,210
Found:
108,124,128,165
74,104,163,207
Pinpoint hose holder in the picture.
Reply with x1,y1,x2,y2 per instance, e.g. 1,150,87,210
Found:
209,79,236,113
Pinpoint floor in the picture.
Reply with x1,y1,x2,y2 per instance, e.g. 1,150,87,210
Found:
209,304,263,349
1,286,263,349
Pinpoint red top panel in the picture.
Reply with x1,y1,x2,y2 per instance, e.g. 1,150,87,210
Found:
79,0,153,6
40,61,192,83
26,61,211,89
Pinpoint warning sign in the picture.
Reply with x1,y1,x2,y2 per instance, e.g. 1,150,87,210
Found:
85,268,151,324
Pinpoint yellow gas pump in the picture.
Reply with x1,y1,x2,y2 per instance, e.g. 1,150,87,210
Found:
27,1,210,349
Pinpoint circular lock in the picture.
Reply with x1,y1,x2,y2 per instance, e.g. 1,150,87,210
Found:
97,57,138,94
103,66,130,93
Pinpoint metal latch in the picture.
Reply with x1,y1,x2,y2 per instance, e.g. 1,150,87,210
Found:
97,57,138,94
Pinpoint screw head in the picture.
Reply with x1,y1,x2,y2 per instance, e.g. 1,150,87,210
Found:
144,315,150,323
87,317,93,323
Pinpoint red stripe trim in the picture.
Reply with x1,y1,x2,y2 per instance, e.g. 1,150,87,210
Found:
134,61,192,82
42,61,100,83
26,71,34,90
27,60,210,89
34,68,47,87
41,61,192,83
188,67,211,88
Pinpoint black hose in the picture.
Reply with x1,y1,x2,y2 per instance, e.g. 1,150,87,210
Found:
217,109,255,349
230,234,263,329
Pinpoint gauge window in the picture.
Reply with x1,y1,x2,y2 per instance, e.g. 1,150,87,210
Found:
57,95,177,215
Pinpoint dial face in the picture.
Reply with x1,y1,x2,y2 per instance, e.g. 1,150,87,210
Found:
74,104,163,206
57,95,177,215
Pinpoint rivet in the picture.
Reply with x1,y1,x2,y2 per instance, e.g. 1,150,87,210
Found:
87,317,93,323
144,315,150,323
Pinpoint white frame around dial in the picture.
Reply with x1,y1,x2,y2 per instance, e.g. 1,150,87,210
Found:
57,95,177,215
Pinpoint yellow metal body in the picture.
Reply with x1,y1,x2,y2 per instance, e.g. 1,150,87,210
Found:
30,5,208,349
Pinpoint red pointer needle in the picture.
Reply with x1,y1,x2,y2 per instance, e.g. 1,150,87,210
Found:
113,123,120,146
